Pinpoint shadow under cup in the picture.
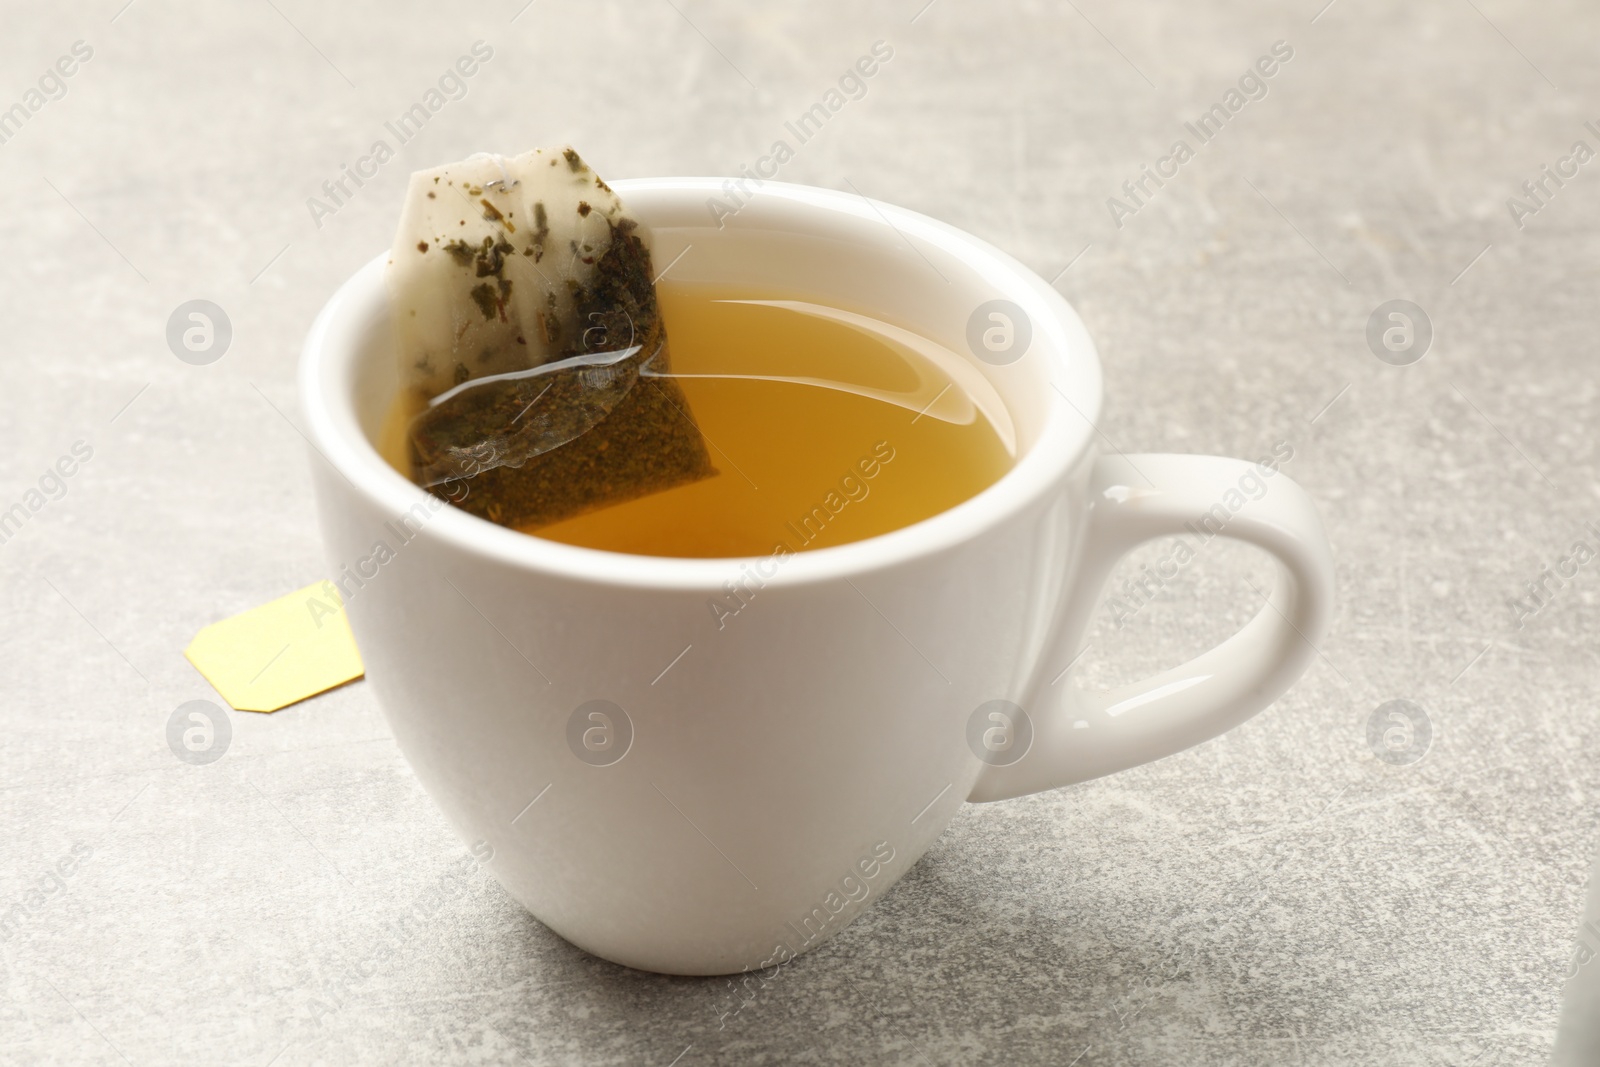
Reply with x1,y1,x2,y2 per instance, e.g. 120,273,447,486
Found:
300,179,1099,976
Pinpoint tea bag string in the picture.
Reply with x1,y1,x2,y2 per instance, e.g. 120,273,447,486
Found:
469,151,519,192
426,342,646,408
637,300,1012,444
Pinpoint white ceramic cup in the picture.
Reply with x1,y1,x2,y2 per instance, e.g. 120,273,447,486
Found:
300,178,1335,976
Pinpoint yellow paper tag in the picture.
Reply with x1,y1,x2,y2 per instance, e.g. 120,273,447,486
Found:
184,582,364,713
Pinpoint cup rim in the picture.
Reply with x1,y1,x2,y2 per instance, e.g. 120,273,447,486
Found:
299,177,1102,592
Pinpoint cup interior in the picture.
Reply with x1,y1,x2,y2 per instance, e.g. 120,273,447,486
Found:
305,178,1101,582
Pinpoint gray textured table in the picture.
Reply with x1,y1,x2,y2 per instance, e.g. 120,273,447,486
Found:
2,2,1596,1064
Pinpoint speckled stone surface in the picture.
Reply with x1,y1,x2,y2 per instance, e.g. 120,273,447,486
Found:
1,2,1597,1064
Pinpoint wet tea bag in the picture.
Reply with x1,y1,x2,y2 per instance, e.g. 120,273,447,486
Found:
387,146,714,529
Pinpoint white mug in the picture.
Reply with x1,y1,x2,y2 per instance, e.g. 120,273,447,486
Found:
299,178,1335,976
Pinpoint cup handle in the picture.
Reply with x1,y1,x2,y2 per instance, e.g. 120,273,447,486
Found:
969,453,1336,802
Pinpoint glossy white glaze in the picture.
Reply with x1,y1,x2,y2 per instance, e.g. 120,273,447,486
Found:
299,179,1334,975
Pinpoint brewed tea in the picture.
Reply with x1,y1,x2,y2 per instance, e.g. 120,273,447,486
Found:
381,284,1015,558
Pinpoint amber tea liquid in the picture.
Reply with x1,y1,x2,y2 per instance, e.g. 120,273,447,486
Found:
379,285,1015,558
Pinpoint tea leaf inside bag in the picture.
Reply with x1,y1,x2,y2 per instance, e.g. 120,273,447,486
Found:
388,147,714,531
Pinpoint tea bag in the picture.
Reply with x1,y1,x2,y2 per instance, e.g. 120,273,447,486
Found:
388,146,714,529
